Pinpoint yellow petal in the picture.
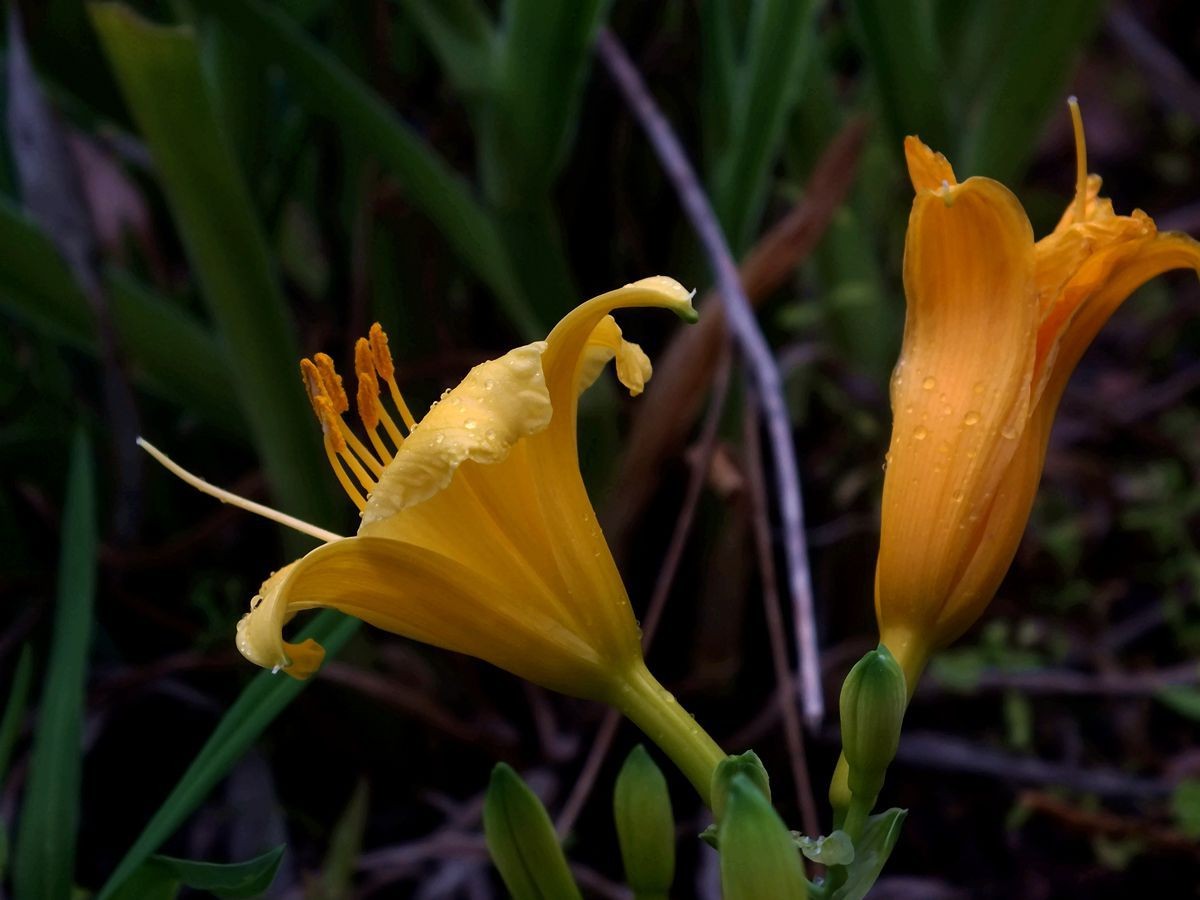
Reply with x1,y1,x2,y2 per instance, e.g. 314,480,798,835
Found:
903,136,957,192
876,176,1037,646
577,315,654,397
236,562,325,679
362,341,551,525
237,536,621,696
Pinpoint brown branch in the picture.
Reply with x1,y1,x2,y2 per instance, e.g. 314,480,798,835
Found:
604,116,867,555
1019,790,1200,855
598,27,827,726
743,394,820,838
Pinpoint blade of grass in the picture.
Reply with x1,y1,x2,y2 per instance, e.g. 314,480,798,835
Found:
97,610,359,900
12,429,96,900
957,0,1105,182
397,0,496,100
699,0,740,172
90,3,337,530
850,0,950,153
188,0,542,338
0,645,33,793
713,0,819,253
0,199,243,430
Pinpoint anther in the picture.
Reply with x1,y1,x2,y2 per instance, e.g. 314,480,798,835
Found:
369,323,417,430
314,353,349,414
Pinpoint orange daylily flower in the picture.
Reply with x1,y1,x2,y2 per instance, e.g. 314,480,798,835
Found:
877,102,1200,684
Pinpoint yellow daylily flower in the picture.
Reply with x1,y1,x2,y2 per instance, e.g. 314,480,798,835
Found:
207,276,725,798
877,102,1200,685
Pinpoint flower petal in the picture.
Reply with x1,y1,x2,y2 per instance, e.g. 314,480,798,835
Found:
577,315,653,397
876,176,1037,641
904,136,957,192
237,536,620,696
362,341,551,524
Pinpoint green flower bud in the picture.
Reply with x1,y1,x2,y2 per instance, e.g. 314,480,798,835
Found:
613,746,675,897
839,644,907,800
711,751,771,823
718,775,808,900
483,764,582,900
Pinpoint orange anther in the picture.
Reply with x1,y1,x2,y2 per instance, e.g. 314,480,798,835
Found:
314,396,346,452
313,352,349,414
368,323,395,381
299,358,325,411
354,339,381,431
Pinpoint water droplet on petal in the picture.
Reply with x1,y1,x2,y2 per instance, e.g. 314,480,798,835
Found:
484,378,495,390
951,489,964,503
1001,424,1018,440
464,419,477,430
964,411,981,426
922,376,936,390
913,425,928,441
434,433,445,445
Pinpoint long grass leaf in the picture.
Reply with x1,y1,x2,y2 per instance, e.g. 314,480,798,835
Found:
12,429,96,900
96,611,359,900
89,3,337,529
0,200,244,431
957,0,1105,182
398,0,495,99
188,0,541,338
0,645,33,794
714,0,818,253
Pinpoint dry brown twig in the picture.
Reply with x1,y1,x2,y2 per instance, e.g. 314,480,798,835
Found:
597,26,826,726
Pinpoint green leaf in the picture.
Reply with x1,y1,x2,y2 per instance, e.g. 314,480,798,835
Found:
849,0,950,153
13,429,97,900
0,645,33,793
96,611,359,900
111,846,286,900
712,0,818,253
613,745,675,898
483,763,582,900
318,779,369,896
1156,684,1200,721
90,2,338,531
795,829,854,867
154,845,285,898
829,807,906,900
958,0,1105,182
1170,779,1200,840
398,0,496,99
718,774,807,900
0,199,242,431
187,0,541,338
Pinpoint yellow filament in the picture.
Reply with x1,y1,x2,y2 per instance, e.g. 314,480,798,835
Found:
325,442,366,510
336,419,384,477
365,425,393,464
136,438,344,543
384,377,417,431
376,403,406,447
337,443,376,492
1068,96,1088,223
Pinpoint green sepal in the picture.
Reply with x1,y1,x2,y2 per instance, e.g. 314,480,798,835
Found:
613,745,675,896
711,750,772,823
809,808,906,900
718,774,808,900
483,763,582,900
795,829,854,866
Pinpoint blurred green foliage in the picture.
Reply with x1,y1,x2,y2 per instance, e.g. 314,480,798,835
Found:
0,0,1196,896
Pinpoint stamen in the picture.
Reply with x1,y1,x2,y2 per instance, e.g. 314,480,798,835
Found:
136,438,345,543
1068,96,1088,223
369,323,417,430
324,442,367,511
336,420,385,477
355,338,401,457
313,353,349,414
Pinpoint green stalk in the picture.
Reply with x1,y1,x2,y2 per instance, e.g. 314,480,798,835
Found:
612,661,725,806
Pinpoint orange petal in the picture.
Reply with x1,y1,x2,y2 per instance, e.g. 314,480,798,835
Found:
876,176,1037,648
903,136,957,193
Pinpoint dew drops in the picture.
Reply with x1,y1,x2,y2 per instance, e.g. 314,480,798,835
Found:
484,378,495,391
1001,424,1018,440
464,418,477,430
951,489,965,503
922,376,936,390
485,428,497,441
434,433,445,445
964,411,981,426
440,388,451,399
913,425,928,441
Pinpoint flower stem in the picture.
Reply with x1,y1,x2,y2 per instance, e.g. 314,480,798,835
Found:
612,661,726,806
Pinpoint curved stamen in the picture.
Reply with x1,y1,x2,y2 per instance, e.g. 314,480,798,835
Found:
369,323,417,430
